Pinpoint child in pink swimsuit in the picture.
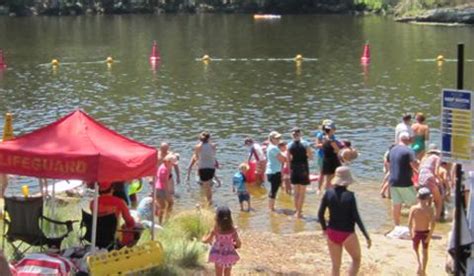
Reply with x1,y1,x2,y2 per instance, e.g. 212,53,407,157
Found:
202,206,241,275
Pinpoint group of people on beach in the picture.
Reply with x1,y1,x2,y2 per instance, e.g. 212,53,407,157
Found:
82,113,451,276
379,112,460,276
201,112,454,276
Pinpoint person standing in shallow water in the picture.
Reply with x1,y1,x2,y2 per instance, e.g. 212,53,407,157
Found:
394,113,413,144
265,131,286,212
193,131,217,205
287,128,313,218
157,142,181,197
388,131,418,226
321,122,341,191
411,112,430,160
244,137,266,186
318,166,371,276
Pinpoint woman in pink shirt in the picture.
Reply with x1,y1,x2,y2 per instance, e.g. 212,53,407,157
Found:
155,154,178,224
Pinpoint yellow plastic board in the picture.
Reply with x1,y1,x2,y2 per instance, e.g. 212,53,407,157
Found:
88,241,164,275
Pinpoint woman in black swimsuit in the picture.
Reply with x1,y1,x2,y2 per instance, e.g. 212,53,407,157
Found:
318,166,371,276
287,127,313,218
321,124,341,190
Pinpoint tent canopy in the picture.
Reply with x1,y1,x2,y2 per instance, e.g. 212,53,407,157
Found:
0,110,157,182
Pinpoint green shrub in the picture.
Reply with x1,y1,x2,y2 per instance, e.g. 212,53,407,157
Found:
164,210,213,241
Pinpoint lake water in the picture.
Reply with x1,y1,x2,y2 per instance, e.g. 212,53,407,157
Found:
1,14,473,233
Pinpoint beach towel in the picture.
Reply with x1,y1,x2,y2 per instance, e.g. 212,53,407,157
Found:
14,253,76,275
385,226,411,240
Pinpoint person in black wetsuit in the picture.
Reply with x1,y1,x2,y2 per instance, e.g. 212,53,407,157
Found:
321,123,341,191
287,127,313,218
318,166,371,276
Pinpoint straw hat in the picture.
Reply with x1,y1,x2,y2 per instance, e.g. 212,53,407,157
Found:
332,166,355,186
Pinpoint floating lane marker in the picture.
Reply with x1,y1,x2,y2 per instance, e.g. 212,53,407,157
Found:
416,58,458,62
38,60,120,67
415,58,474,62
195,57,318,62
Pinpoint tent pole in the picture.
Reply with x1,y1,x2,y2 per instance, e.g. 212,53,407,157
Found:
50,179,56,218
91,182,99,253
1,174,5,251
151,176,156,241
0,174,7,199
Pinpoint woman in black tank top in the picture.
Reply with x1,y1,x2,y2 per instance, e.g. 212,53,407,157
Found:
287,128,312,219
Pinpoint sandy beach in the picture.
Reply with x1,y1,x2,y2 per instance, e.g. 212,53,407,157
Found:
200,229,448,275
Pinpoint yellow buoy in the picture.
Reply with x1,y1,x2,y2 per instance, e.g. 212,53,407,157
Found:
106,56,114,64
295,54,303,61
51,59,59,66
2,113,14,141
202,55,210,61
436,55,444,62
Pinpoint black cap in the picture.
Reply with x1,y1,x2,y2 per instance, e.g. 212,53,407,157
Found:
291,127,301,133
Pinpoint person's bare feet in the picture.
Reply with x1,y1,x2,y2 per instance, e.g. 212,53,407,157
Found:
294,212,303,219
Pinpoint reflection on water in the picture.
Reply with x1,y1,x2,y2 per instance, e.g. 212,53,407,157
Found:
0,14,472,233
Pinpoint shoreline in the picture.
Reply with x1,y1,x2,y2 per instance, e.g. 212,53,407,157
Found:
395,4,474,25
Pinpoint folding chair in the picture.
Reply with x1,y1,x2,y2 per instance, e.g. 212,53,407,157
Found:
2,196,75,259
80,210,118,250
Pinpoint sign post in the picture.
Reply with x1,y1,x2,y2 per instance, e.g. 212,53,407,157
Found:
441,44,474,276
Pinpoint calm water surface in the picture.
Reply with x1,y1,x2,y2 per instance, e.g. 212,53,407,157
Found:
1,15,474,233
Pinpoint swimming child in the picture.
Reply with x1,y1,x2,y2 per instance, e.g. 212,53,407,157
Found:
408,187,436,276
233,163,251,211
202,206,241,276
278,141,292,195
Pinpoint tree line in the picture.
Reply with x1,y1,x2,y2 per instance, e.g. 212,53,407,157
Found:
0,0,468,16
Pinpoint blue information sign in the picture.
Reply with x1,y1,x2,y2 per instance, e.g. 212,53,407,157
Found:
441,89,474,163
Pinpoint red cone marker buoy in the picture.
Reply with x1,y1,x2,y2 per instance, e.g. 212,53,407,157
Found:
360,43,370,65
149,41,160,62
0,49,6,69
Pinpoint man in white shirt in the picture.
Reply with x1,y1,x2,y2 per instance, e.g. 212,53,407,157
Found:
395,113,413,144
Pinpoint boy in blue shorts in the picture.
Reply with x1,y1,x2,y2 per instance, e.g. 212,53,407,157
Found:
233,163,251,211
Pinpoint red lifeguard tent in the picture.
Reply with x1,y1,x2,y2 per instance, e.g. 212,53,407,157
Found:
0,110,157,183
